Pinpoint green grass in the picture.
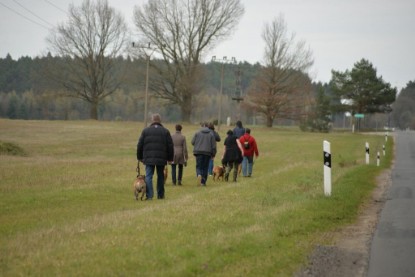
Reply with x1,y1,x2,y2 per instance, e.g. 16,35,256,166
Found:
0,119,393,276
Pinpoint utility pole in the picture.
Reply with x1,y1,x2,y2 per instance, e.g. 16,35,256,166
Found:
232,65,244,121
132,42,157,128
211,56,236,130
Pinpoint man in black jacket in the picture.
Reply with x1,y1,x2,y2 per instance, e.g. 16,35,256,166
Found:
137,113,174,200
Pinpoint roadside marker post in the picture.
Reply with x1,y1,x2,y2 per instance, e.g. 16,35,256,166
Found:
365,142,370,165
323,140,332,196
377,151,380,166
383,145,385,156
385,132,388,142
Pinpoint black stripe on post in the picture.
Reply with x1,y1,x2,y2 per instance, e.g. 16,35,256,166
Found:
324,151,331,168
366,147,369,154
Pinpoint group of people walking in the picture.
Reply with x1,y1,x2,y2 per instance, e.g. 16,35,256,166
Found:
136,113,259,200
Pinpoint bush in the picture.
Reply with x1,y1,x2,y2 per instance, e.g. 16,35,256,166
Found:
0,141,27,156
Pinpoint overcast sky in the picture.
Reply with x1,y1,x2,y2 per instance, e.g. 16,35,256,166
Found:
1,0,414,90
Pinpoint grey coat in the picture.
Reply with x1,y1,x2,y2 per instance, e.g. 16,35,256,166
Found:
191,127,217,157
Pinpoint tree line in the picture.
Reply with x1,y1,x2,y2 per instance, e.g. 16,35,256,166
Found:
1,0,410,130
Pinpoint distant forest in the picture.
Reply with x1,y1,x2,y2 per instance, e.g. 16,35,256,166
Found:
1,54,414,130
0,53,267,123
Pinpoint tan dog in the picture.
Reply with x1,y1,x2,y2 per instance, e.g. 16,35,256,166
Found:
213,165,225,181
164,166,168,184
133,175,146,201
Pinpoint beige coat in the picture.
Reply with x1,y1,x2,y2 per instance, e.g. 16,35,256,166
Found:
171,131,188,164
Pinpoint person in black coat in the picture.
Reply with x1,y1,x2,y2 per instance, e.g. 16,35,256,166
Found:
137,113,174,200
221,130,244,182
207,122,221,176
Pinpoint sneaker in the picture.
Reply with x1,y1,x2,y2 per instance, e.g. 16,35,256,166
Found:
197,175,202,186
178,181,182,186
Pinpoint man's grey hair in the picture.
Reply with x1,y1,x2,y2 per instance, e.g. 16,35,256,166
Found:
152,113,161,123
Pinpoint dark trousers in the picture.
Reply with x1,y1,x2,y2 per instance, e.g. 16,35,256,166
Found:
171,164,183,184
195,154,210,185
145,164,165,199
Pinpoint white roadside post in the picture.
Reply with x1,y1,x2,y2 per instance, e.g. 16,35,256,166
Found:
323,140,332,196
383,145,386,156
377,151,380,166
385,132,388,142
365,142,370,165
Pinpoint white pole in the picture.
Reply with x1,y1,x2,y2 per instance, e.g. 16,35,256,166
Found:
365,142,370,165
377,151,380,166
323,140,332,196
385,132,388,142
383,145,385,156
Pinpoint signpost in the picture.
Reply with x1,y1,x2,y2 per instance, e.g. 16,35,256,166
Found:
323,140,331,196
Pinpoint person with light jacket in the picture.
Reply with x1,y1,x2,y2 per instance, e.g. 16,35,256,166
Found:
171,124,188,186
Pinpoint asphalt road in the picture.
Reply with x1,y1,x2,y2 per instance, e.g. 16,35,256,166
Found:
368,130,415,277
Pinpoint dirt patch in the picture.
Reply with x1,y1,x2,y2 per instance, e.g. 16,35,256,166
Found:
294,168,392,277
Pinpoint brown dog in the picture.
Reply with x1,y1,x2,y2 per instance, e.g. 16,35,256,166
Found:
133,175,146,201
212,165,225,181
163,165,168,184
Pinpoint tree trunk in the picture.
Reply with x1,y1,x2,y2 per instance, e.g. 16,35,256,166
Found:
266,116,273,128
90,101,98,120
181,94,192,122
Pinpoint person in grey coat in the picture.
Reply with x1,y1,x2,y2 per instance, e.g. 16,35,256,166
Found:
137,113,174,200
191,122,217,186
171,124,188,185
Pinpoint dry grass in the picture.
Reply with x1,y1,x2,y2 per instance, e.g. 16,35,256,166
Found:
0,119,392,276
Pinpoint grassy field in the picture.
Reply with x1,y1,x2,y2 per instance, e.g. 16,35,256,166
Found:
0,119,393,276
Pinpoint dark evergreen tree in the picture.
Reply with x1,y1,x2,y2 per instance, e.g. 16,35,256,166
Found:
330,59,396,115
391,81,415,129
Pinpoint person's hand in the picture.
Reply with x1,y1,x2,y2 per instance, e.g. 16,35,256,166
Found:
184,161,187,167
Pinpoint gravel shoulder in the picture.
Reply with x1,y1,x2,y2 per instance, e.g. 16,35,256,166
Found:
294,167,392,277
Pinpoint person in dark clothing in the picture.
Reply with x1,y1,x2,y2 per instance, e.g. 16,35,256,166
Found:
191,122,217,186
222,130,244,182
137,113,174,200
171,124,188,186
207,122,221,176
233,120,246,138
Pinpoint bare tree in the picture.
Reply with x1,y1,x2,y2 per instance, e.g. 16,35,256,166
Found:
133,0,244,122
245,15,314,127
47,0,128,119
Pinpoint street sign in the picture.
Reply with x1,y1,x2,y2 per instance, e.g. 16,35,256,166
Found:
354,113,364,118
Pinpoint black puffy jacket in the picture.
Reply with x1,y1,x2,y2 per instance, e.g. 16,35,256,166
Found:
137,122,174,166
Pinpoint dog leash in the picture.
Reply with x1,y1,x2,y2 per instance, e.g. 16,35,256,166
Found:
136,162,141,177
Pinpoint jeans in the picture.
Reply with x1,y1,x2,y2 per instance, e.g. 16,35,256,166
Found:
208,159,214,175
145,164,166,199
195,154,211,185
171,164,183,184
241,156,254,176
